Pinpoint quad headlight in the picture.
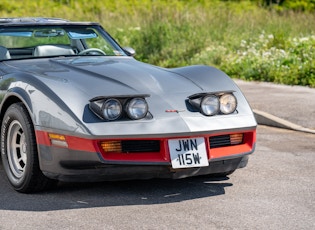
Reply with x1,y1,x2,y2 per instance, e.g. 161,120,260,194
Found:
220,93,237,114
102,99,122,120
89,95,150,121
126,98,148,120
200,95,220,116
189,92,237,116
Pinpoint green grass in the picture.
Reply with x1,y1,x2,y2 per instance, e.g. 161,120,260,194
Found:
1,0,315,87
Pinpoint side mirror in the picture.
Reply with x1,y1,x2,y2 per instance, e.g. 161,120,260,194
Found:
123,47,136,57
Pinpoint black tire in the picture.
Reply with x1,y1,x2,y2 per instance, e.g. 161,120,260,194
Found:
1,103,56,193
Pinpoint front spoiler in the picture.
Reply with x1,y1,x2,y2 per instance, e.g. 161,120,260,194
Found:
42,154,249,182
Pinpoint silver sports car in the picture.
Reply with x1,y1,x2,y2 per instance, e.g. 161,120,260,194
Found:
0,18,257,193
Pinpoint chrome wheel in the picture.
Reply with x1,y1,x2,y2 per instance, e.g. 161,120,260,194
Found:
7,120,27,179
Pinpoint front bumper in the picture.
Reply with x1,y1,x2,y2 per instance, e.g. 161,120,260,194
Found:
36,128,256,182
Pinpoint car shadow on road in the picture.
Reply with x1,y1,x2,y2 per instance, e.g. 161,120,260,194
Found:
0,166,233,212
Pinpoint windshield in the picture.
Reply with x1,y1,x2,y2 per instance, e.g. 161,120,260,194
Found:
0,25,126,60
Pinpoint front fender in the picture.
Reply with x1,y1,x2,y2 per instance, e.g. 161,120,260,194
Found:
169,65,239,92
0,72,90,135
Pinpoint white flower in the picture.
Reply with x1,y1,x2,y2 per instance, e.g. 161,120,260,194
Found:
279,49,286,56
299,37,309,42
128,27,141,31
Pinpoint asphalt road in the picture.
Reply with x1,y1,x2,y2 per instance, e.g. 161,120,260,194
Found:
235,79,315,132
0,126,314,230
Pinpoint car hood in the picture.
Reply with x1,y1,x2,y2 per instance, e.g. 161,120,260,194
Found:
6,56,240,98
6,56,209,97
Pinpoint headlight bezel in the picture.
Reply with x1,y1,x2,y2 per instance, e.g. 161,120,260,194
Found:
89,94,150,121
188,91,238,116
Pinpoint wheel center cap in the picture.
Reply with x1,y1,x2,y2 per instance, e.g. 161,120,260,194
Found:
21,142,27,153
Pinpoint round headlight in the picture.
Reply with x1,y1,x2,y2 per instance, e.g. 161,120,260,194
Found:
201,95,220,116
102,99,122,120
126,98,148,120
220,94,237,114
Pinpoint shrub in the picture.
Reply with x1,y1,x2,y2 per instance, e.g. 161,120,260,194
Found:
217,33,315,87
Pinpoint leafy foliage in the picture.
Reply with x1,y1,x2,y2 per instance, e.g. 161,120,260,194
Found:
254,0,315,12
217,33,315,86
